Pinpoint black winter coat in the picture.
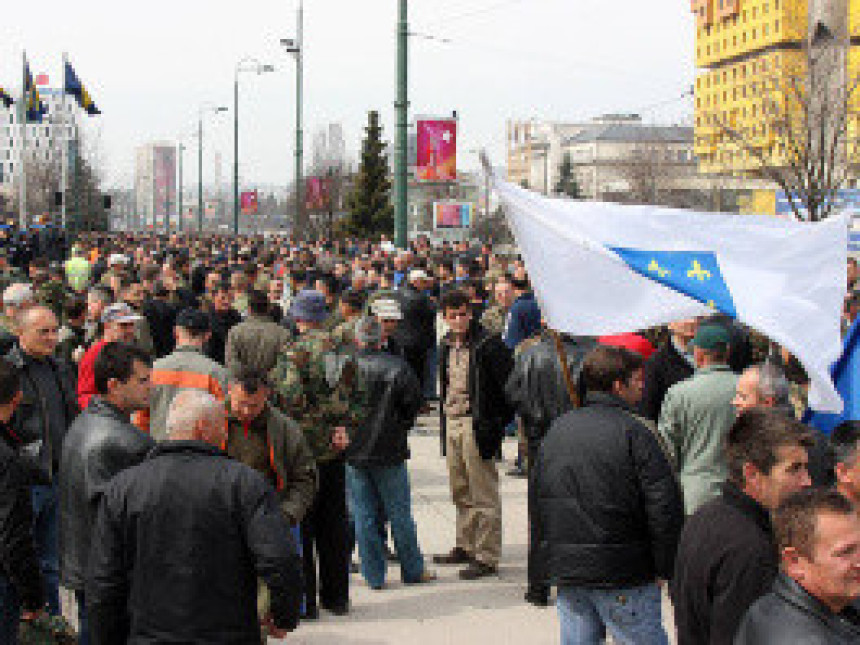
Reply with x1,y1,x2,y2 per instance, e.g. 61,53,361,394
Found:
395,284,435,352
5,344,78,479
671,483,779,645
58,397,154,591
439,323,514,460
638,339,694,422
505,332,594,442
0,434,44,611
533,392,683,588
734,573,860,644
348,349,422,466
86,441,303,645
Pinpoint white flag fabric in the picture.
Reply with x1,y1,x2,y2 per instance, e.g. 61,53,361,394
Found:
495,178,849,413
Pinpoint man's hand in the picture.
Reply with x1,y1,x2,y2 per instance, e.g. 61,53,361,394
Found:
331,426,350,451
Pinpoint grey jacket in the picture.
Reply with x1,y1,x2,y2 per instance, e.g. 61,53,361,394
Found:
658,364,738,514
225,315,292,376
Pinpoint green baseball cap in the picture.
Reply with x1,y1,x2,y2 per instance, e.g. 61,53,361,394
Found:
691,324,731,350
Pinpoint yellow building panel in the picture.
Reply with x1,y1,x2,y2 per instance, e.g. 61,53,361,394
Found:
695,0,807,69
851,0,860,38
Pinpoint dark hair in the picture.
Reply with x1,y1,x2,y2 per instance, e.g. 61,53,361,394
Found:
211,280,231,295
440,289,471,313
316,274,340,297
230,367,270,395
141,266,160,282
247,289,270,317
89,285,115,306
341,290,365,312
0,358,21,405
580,345,643,393
830,421,860,466
64,296,87,320
725,408,814,485
94,342,151,395
774,488,856,557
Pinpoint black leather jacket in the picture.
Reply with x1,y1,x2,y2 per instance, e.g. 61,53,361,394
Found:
734,573,860,644
0,434,44,611
86,441,303,644
348,349,422,466
505,332,595,442
5,344,78,480
58,397,154,591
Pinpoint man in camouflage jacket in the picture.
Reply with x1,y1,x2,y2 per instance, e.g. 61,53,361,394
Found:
271,289,367,618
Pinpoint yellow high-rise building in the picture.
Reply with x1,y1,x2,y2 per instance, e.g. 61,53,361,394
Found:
692,0,860,175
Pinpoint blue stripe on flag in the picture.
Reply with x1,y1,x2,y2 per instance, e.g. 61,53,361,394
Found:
610,247,738,317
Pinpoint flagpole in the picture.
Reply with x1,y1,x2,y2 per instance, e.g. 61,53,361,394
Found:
18,51,27,230
61,53,69,231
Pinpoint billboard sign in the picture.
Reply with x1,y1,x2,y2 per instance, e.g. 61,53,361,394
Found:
416,118,457,182
240,190,258,216
775,189,860,219
305,176,330,211
433,201,473,229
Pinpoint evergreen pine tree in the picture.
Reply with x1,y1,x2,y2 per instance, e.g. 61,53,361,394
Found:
346,111,394,237
554,152,582,199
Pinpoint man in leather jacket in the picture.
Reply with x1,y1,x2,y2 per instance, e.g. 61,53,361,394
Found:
0,358,45,645
735,488,860,644
347,317,434,590
4,305,78,616
59,343,154,645
505,329,594,606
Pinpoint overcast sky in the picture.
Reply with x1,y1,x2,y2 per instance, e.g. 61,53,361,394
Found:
1,0,695,190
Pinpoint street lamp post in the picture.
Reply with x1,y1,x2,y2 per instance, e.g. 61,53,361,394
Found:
178,143,184,232
234,59,275,236
281,0,304,237
394,0,409,249
197,105,228,233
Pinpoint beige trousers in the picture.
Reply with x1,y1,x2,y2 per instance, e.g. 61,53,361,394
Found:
445,416,502,567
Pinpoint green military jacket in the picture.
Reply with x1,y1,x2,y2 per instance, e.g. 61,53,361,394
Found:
657,364,739,515
270,327,367,463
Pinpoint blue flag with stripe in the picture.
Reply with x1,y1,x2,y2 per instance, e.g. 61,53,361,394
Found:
64,61,100,116
804,319,860,434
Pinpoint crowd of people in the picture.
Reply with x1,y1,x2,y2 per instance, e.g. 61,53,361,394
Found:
0,231,857,644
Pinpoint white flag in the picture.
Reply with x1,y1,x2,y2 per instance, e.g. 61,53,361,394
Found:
496,179,848,413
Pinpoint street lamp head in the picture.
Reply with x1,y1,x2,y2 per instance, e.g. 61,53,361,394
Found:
215,106,229,113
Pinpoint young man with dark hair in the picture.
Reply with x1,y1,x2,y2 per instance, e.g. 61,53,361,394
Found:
434,289,514,580
534,344,683,644
735,488,860,643
204,281,242,365
59,342,154,645
671,408,814,645
0,358,44,644
57,296,88,366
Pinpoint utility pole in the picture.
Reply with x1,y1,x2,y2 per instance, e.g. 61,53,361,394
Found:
394,0,409,249
198,117,204,232
296,0,305,238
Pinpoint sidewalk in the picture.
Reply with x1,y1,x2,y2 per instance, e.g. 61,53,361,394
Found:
281,417,561,645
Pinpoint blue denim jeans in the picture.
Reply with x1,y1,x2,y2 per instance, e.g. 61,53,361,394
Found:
31,483,60,615
557,583,668,645
0,574,20,645
346,463,424,589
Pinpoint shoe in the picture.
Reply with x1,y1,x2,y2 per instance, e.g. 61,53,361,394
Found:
322,602,349,616
524,586,550,607
302,605,319,620
406,569,438,585
433,547,472,565
506,466,528,478
458,561,498,580
350,560,360,574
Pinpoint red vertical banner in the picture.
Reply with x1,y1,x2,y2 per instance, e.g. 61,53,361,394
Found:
416,118,457,182
240,190,259,216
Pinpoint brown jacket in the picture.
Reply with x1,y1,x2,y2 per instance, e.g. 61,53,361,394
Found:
225,315,292,376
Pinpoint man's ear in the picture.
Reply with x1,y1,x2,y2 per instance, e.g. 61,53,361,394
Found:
781,546,804,581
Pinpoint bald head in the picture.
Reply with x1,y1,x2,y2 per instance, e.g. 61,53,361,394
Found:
17,306,58,358
166,389,227,446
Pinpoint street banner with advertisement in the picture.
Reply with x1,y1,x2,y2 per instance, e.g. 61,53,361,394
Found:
433,201,473,229
240,190,259,216
305,176,330,211
416,118,457,182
